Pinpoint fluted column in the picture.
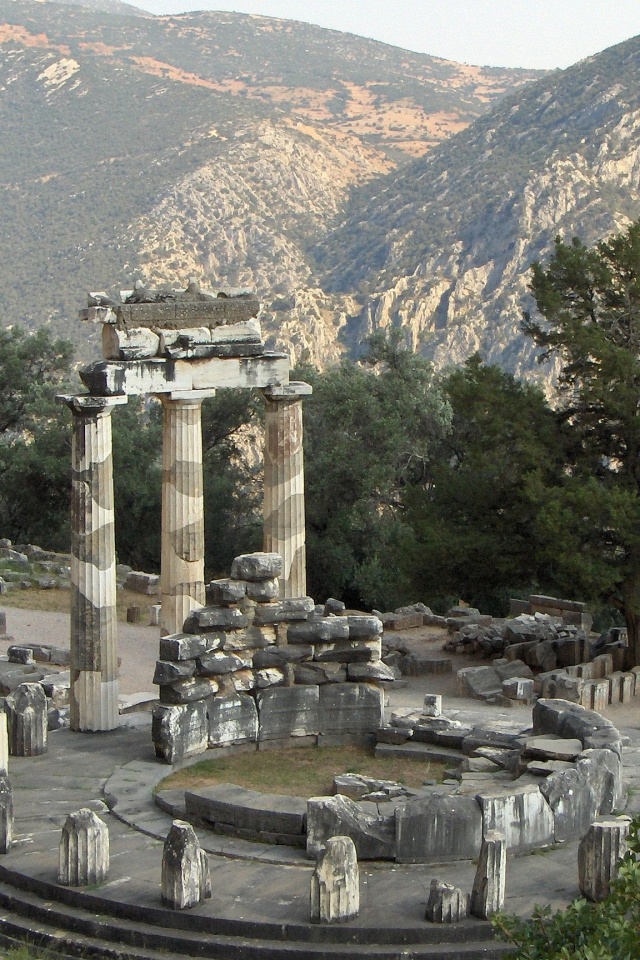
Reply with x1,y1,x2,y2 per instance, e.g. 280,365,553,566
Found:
262,382,312,598
160,393,209,636
61,394,127,731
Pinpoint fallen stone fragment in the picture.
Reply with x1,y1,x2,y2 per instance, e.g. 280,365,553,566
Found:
161,820,211,910
59,808,109,886
425,880,469,923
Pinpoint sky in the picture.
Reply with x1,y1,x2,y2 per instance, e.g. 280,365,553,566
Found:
132,0,640,70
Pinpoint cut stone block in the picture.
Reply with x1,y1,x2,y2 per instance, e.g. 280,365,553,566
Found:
159,632,223,661
470,830,506,919
245,579,279,602
592,654,614,679
425,880,469,923
582,679,610,713
230,553,283,581
6,682,47,756
185,607,249,631
288,619,350,643
161,820,211,910
620,673,635,703
523,736,583,761
294,662,346,685
319,684,384,736
310,835,359,924
207,694,258,748
578,816,631,901
223,626,277,651
307,795,395,860
153,660,196,686
59,808,109,886
159,677,218,705
476,784,554,852
347,616,383,638
257,686,320,740
396,795,482,863
253,646,313,669
457,667,501,700
206,578,247,605
553,674,584,704
493,659,534,681
423,694,442,717
124,571,160,595
7,646,34,665
313,639,380,663
501,677,534,701
197,652,251,676
253,598,315,624
347,662,395,682
152,701,208,764
186,783,306,836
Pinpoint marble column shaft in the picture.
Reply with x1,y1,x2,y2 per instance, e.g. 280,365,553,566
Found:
160,396,207,636
262,383,311,599
63,395,126,732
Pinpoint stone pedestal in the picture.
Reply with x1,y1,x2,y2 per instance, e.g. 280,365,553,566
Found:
160,394,210,636
578,816,631,901
59,808,109,886
6,683,47,756
262,383,311,599
161,820,211,909
470,830,506,919
61,394,127,731
425,880,469,923
310,835,359,923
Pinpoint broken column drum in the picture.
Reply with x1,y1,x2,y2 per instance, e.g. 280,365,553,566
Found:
62,281,311,731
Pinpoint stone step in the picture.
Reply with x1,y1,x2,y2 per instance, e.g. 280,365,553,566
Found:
375,742,464,765
0,870,513,959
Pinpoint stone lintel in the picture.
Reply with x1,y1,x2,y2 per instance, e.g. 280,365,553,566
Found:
166,389,217,402
116,298,260,329
262,381,312,400
58,394,129,415
80,355,290,396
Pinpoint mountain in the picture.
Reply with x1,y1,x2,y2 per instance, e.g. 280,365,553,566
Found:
0,0,543,359
314,35,640,385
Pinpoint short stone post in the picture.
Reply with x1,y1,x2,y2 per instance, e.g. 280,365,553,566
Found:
6,683,47,756
161,820,211,909
425,879,469,923
578,816,631,901
159,395,210,637
310,835,359,924
60,394,127,731
0,776,13,853
470,830,506,919
59,808,109,886
0,711,9,775
262,382,312,599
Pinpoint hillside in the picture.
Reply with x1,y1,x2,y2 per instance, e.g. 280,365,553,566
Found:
0,0,542,360
314,35,640,384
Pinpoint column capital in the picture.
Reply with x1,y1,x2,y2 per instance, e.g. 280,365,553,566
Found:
261,381,312,401
58,394,128,417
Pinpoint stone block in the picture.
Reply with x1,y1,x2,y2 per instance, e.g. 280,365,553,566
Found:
207,694,258,747
524,640,556,672
310,835,359,924
257,686,320,740
313,639,381,663
324,598,346,616
578,816,631,901
0,714,8,777
245,579,279,602
477,784,554,852
553,674,584,703
7,646,34,665
6,683,47,756
425,880,469,923
288,619,350,644
396,795,482,863
197,652,251,676
206,578,247,605
59,809,109,886
294,662,347,685
457,666,501,700
347,616,383,639
186,782,306,836
230,553,283,581
253,598,315,624
254,667,285,688
161,820,210,910
381,612,423,631
185,607,249,631
153,660,196,686
159,632,223,661
307,795,395,860
152,701,208,764
124,571,160,595
583,679,610,712
423,694,442,717
522,736,582,761
470,830,506,920
592,654,614,679
493,659,534,681
621,673,635,703
223,626,277,651
253,646,313,669
159,677,218,705
347,662,395,682
319,684,384,736
501,677,534,701
0,775,12,853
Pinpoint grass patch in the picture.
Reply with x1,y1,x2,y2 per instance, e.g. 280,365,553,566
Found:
159,744,445,797
0,587,158,623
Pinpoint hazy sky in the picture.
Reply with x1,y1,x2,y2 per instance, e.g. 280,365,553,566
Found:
132,0,640,70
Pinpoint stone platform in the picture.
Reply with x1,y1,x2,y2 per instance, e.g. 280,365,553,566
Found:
0,712,638,959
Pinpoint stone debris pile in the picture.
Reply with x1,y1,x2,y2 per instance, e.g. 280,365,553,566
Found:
0,538,71,594
152,552,389,763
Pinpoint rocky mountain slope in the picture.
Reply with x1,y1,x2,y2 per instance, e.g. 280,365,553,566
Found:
315,35,640,384
0,0,542,359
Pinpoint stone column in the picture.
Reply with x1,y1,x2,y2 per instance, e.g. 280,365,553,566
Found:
262,382,312,599
160,392,212,636
578,816,631,901
60,394,127,732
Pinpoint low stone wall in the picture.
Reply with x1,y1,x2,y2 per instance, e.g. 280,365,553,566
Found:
152,553,388,763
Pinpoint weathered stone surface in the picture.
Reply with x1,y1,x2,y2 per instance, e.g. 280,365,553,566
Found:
294,662,347,685
396,795,482,863
245,579,279,602
159,677,218,705
207,694,258,747
161,820,211,910
425,880,469,923
253,598,315,624
313,639,381,662
592,653,614,678
457,667,502,701
186,783,306,836
470,831,506,919
501,677,534,701
523,736,583,761
7,646,34,665
206,578,247,605
59,808,109,886
223,626,277,651
319,684,384,735
230,553,283,582
0,776,12,853
307,795,395,860
124,571,160,595
152,701,208,764
526,759,575,776
253,646,313,669
6,682,47,756
347,661,396,682
578,817,630,901
159,632,223,661
197,652,251,676
347,616,383,639
288,619,350,643
185,606,249,631
493,659,534,681
254,667,285,688
0,714,8,777
423,694,442,717
257,686,320,740
153,660,196,685
552,674,584,703
477,784,554,852
310,835,359,924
